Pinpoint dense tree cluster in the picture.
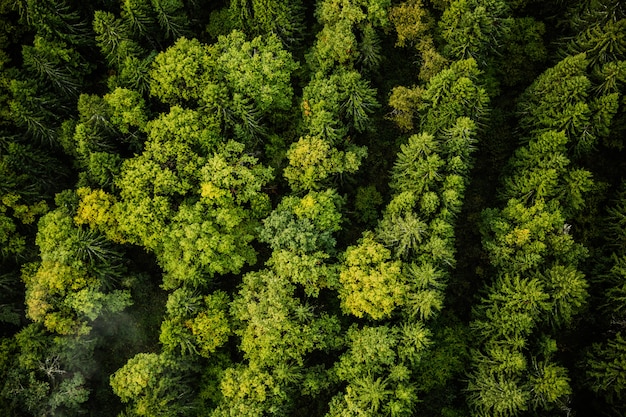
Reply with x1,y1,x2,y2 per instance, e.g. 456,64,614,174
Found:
1,0,625,416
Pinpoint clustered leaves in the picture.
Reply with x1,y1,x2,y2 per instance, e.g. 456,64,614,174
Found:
1,1,625,417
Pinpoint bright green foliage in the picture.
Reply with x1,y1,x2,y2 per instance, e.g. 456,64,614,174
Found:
316,0,390,27
216,267,341,415
388,59,489,134
381,118,478,270
106,107,223,249
36,208,116,267
150,31,298,144
528,361,571,410
190,305,231,357
150,32,298,113
214,31,299,115
74,187,124,244
389,0,434,48
232,270,341,367
376,211,429,259
158,140,273,288
160,289,231,358
481,199,587,276
160,199,257,288
389,0,447,82
260,189,343,254
23,262,95,334
471,274,550,343
309,21,358,74
439,0,510,61
361,50,488,415
268,250,339,298
212,185,345,414
468,39,612,416
104,87,149,134
389,132,442,195
199,142,273,212
308,0,390,73
441,116,479,173
501,130,595,214
150,36,214,104
98,102,274,275
466,369,529,417
302,70,379,142
387,85,424,131
339,233,405,320
23,209,131,335
212,364,294,417
328,324,428,417
145,105,218,159
540,264,588,328
110,352,197,416
419,59,489,134
502,130,569,200
471,344,527,378
403,262,446,320
283,136,367,192
3,0,625,415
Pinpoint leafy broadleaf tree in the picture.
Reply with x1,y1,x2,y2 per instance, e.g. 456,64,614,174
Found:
149,31,298,145
339,232,405,320
283,135,367,192
24,208,132,336
110,352,200,416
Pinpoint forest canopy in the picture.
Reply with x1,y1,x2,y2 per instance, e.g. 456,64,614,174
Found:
1,0,625,416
